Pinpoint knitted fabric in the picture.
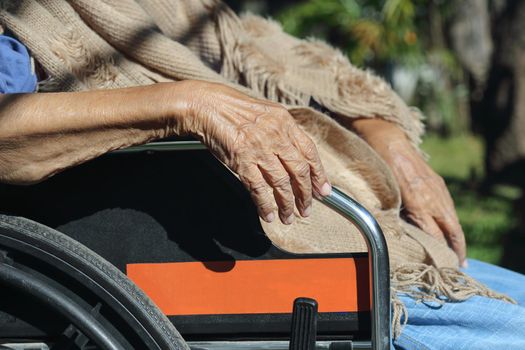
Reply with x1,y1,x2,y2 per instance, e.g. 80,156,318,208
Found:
0,0,513,337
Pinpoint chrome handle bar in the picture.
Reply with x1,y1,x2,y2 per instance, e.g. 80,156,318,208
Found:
320,187,390,350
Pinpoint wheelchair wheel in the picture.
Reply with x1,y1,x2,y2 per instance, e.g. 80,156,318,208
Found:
0,214,189,350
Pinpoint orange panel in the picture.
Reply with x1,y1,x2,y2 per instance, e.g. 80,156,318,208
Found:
127,258,370,316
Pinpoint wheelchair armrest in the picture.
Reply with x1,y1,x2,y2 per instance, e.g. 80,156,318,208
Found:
117,140,391,350
320,188,390,350
113,139,206,153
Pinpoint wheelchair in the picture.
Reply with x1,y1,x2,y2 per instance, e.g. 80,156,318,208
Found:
0,139,390,350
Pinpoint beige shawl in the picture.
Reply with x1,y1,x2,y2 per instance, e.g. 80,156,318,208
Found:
0,0,513,337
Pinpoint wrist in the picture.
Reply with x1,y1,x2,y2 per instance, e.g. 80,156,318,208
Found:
351,118,418,156
165,80,213,136
146,80,204,137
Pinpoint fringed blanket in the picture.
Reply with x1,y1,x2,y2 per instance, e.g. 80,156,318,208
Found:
0,0,513,337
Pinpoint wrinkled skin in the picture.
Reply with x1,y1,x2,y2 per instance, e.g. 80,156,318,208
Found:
349,118,467,265
0,80,465,263
180,82,331,224
0,81,330,227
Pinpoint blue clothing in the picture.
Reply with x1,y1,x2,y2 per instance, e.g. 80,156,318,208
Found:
394,259,525,350
0,34,37,93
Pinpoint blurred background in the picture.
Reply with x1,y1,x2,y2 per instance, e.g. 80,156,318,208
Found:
226,0,525,272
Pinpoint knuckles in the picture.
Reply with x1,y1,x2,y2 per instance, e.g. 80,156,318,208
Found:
272,174,292,190
301,139,317,159
293,162,310,179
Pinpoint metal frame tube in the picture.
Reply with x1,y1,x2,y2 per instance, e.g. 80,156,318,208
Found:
113,140,206,153
320,188,390,350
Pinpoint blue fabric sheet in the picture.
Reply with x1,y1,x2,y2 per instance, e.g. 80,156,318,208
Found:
0,34,37,94
394,259,525,349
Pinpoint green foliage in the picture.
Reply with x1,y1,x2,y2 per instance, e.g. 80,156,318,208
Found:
276,0,468,135
421,134,483,179
277,0,425,66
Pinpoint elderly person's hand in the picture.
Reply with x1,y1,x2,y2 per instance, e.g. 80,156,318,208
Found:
0,81,330,226
347,118,467,265
179,81,331,224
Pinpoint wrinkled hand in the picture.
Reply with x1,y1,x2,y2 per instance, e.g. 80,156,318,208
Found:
347,118,466,265
385,140,467,264
180,81,331,225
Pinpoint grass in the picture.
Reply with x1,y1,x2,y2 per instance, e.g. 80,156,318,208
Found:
421,134,521,265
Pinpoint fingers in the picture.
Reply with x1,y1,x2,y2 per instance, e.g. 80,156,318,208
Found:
435,178,468,265
407,208,467,266
249,115,329,224
435,214,467,266
407,213,447,243
290,125,331,197
239,166,276,223
239,143,321,225
201,91,331,226
258,156,296,225
277,147,313,218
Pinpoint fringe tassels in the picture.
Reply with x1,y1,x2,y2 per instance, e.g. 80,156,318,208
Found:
390,263,516,338
391,290,408,339
216,13,426,150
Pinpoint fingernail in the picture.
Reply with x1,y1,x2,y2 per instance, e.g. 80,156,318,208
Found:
320,182,332,196
264,212,275,223
461,260,469,269
302,205,312,217
283,214,294,225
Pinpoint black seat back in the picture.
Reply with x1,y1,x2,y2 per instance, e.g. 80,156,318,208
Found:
0,150,370,341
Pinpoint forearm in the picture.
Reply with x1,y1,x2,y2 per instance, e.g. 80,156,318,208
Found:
344,118,424,195
0,79,330,226
342,117,410,160
0,82,192,184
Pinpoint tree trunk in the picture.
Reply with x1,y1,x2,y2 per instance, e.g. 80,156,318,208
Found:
469,0,525,272
449,0,493,89
472,0,525,185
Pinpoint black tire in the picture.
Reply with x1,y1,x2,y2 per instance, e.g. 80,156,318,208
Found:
0,214,189,350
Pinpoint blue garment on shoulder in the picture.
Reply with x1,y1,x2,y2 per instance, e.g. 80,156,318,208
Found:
0,34,37,93
394,259,525,350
